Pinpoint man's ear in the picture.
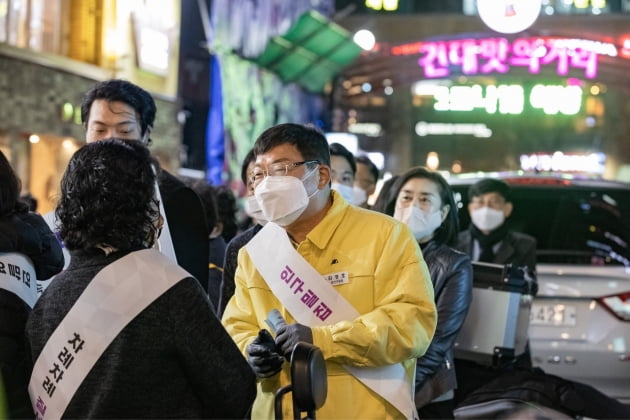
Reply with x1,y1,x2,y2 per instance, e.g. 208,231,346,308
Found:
209,222,224,239
318,165,331,189
503,202,513,218
141,125,153,145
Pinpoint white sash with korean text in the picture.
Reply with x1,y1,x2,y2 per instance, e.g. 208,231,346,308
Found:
0,252,38,308
28,248,189,420
246,222,417,419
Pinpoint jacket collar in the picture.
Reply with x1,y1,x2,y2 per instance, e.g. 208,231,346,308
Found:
304,189,349,251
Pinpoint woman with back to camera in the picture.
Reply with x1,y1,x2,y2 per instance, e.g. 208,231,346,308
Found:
0,151,64,418
25,139,255,419
378,166,473,419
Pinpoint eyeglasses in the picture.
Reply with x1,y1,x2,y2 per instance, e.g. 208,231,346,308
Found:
250,160,319,186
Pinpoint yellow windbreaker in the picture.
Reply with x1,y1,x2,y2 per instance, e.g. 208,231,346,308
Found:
222,190,437,419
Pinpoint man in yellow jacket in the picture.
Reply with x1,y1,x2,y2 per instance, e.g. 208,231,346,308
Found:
222,123,437,419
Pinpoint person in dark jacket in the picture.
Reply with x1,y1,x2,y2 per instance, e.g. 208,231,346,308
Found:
379,166,473,419
25,139,255,419
186,179,225,311
455,178,536,273
0,150,64,418
81,79,209,291
218,149,264,317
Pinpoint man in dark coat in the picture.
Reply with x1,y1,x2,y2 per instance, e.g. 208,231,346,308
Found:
81,79,209,291
455,178,536,273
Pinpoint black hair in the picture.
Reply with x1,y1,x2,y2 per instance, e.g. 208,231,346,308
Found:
253,123,330,167
81,79,156,142
355,155,379,183
240,149,256,186
56,138,159,251
371,175,399,214
0,151,28,216
20,193,38,212
187,180,219,233
383,167,460,246
329,142,356,175
468,178,512,202
213,184,238,243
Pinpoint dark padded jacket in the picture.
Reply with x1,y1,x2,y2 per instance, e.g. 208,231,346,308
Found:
0,211,64,418
415,240,473,407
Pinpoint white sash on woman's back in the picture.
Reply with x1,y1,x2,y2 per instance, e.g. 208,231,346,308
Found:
246,222,417,419
28,248,189,420
0,252,37,307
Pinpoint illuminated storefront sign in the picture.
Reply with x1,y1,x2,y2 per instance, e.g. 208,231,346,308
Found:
348,122,383,136
422,83,582,115
520,151,605,173
415,122,493,138
390,36,626,79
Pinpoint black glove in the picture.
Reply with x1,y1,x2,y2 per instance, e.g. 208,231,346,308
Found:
275,323,313,359
246,329,284,378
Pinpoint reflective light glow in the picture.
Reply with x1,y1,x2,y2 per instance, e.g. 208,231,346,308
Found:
137,27,170,75
348,122,382,136
62,139,75,150
426,152,439,170
325,132,358,154
353,29,376,51
415,122,493,138
520,151,606,173
29,134,40,144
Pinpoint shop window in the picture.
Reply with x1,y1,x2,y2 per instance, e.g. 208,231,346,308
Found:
1,0,65,54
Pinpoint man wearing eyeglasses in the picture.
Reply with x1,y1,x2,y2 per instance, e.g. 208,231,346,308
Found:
222,123,437,419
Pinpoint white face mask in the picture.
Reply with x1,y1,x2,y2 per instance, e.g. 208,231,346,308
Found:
352,185,368,206
394,205,443,241
254,167,319,227
331,182,354,203
470,206,505,231
244,195,267,225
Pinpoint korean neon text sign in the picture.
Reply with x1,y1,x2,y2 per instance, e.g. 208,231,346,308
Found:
417,37,598,79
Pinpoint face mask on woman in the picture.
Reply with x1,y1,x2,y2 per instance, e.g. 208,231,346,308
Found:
331,182,354,202
470,206,504,231
254,167,319,226
394,205,443,241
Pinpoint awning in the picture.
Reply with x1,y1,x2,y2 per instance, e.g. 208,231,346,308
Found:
254,10,363,94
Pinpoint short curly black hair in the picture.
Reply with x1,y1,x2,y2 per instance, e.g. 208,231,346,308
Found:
56,138,160,251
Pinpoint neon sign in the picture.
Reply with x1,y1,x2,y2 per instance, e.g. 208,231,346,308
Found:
388,36,624,79
424,84,582,115
520,152,605,173
415,122,492,138
417,37,597,79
